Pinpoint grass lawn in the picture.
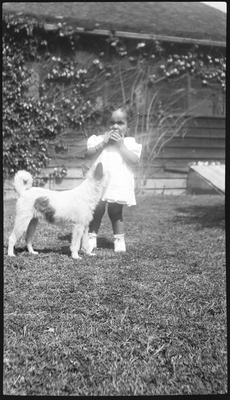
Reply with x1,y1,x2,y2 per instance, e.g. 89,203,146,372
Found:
3,194,227,395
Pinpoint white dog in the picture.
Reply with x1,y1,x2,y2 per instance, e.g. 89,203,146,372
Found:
8,162,107,259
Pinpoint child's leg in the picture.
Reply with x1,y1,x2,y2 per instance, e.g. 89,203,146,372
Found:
107,202,124,234
108,202,126,252
88,200,106,252
89,200,106,234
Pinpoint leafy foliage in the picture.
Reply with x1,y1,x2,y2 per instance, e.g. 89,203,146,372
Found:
2,15,100,179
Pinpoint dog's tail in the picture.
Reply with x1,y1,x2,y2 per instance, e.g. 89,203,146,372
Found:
14,170,33,195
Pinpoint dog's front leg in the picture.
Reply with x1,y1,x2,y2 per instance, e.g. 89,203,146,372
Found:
71,224,84,259
81,225,96,256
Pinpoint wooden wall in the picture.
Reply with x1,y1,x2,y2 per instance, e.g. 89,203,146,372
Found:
4,116,225,198
137,115,225,195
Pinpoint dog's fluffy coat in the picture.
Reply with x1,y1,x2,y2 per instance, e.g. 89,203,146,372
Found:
8,162,107,259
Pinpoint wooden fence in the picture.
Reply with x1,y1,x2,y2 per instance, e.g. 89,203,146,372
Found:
137,115,225,194
4,116,225,198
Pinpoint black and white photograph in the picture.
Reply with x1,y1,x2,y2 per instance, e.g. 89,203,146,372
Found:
3,1,226,396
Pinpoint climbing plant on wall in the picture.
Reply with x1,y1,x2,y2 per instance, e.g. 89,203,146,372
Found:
3,14,102,179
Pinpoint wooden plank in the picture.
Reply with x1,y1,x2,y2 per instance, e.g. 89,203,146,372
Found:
143,148,225,159
41,166,188,180
190,164,225,194
180,128,225,138
140,158,225,173
139,188,187,195
137,126,226,135
136,128,225,140
4,180,14,190
4,189,18,200
186,118,225,129
43,178,84,191
142,178,187,189
137,116,225,129
37,177,187,192
40,167,84,179
137,169,188,179
166,138,225,148
49,149,86,159
47,149,227,169
48,158,85,169
187,170,221,195
3,176,84,192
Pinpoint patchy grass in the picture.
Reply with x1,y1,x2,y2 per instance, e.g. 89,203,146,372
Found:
3,194,226,395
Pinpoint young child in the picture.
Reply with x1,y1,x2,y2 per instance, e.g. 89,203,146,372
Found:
85,104,142,252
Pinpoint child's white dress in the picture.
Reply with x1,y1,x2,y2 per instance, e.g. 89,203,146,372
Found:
87,135,142,206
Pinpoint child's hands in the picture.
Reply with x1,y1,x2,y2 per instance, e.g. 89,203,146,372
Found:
103,130,114,144
103,130,124,146
109,130,124,147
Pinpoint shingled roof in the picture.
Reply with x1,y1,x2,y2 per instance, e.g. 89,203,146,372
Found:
3,2,226,44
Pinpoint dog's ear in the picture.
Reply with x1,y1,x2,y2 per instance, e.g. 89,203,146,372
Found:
82,163,90,177
94,162,103,180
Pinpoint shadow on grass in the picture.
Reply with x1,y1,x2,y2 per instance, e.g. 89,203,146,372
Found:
172,203,225,230
57,233,114,250
14,245,70,256
58,233,72,242
97,236,114,250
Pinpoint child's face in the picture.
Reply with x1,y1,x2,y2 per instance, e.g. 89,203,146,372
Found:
109,109,128,137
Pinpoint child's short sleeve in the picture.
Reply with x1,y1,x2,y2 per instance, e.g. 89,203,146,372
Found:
87,134,104,149
124,137,142,161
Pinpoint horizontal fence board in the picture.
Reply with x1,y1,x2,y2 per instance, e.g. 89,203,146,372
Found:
166,138,225,148
45,156,225,175
137,116,225,130
141,159,225,172
4,187,187,199
40,167,84,179
46,159,225,173
137,168,188,179
48,158,85,168
143,178,187,189
39,166,190,180
3,177,84,194
160,165,191,173
50,144,225,165
139,188,187,195
181,129,225,139
4,180,15,190
41,166,186,180
49,153,85,162
3,173,220,198
4,189,18,200
137,128,225,140
143,148,225,159
36,178,83,191
48,141,225,164
185,118,225,129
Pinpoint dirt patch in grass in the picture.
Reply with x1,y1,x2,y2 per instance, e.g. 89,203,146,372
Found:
3,194,226,395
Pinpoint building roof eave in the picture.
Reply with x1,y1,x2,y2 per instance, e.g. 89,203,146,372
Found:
3,8,225,48
75,27,226,48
